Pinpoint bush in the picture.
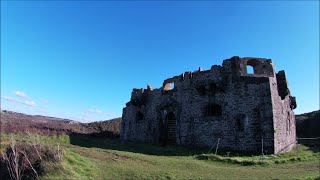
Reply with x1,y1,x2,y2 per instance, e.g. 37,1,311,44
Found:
241,160,256,166
289,157,296,162
195,154,262,166
0,135,63,180
280,160,286,164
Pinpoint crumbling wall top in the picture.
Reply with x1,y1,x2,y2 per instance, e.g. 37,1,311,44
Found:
131,56,279,94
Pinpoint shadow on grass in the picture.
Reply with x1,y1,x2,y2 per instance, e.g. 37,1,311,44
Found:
68,133,272,157
69,133,320,157
298,139,320,154
69,133,210,156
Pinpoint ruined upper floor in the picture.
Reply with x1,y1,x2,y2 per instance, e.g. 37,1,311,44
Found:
127,56,296,109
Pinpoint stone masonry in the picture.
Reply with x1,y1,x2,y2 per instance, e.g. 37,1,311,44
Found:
120,56,297,154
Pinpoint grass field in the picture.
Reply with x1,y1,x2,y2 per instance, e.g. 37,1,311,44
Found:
1,133,319,180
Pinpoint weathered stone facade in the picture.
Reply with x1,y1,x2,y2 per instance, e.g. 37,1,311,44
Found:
120,56,297,154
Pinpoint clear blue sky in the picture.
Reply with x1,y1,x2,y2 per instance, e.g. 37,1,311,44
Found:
1,1,319,122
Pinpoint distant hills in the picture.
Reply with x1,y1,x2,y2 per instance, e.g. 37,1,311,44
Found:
83,117,121,137
1,110,79,124
295,110,320,138
0,110,121,137
1,109,319,139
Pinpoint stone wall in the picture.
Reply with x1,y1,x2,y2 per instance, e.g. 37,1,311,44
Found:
271,71,297,153
120,56,297,154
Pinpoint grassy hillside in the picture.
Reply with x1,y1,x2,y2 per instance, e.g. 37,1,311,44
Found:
82,118,122,137
1,133,319,180
0,110,84,134
296,110,320,138
0,110,121,137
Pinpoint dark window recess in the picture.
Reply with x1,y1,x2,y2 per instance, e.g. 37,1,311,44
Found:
131,100,138,106
131,99,141,106
205,104,222,117
235,115,245,132
189,117,194,131
286,112,291,135
197,83,224,95
136,111,144,121
209,83,225,93
253,108,262,137
209,83,217,90
196,85,206,95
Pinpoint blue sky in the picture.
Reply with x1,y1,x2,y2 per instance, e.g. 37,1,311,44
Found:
1,1,319,122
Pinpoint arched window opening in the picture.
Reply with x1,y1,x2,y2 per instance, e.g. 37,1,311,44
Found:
247,65,254,74
246,59,274,76
204,103,222,117
246,59,261,75
136,111,144,121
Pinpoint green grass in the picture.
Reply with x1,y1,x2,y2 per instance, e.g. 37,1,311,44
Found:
44,148,100,180
1,133,319,179
196,145,320,166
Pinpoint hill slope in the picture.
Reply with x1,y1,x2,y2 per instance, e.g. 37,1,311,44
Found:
0,110,121,136
82,118,122,137
296,110,320,138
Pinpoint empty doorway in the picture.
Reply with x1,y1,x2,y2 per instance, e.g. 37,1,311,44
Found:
166,112,176,145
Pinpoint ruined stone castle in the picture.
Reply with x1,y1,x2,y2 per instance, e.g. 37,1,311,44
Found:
120,56,297,154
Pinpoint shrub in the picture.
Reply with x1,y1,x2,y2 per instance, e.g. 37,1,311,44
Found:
280,160,286,164
0,135,63,180
289,157,296,162
241,160,256,166
195,154,262,166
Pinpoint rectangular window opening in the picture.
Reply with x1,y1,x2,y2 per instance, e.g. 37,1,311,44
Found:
164,82,175,91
